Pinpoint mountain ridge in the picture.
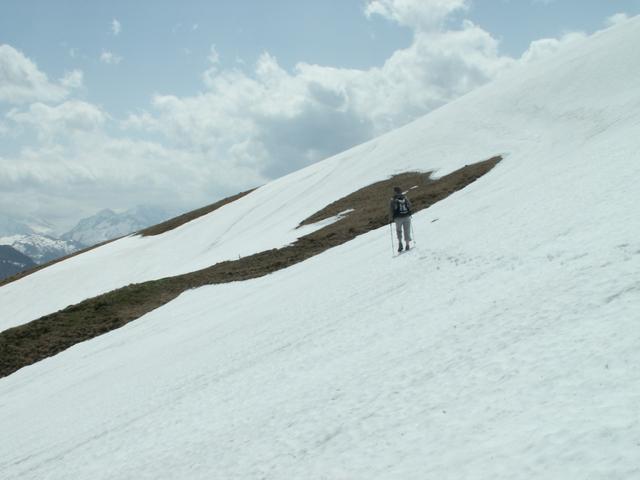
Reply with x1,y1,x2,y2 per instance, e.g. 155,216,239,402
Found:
0,205,177,280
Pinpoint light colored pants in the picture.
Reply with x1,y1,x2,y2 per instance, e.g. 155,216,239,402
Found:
394,216,412,244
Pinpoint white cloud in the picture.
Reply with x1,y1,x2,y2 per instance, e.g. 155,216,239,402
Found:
520,31,587,64
0,44,68,104
606,13,630,27
0,129,262,229
100,50,123,65
207,45,220,64
111,18,121,36
128,9,514,178
519,9,630,66
60,70,84,89
202,45,223,89
7,100,108,142
365,0,469,31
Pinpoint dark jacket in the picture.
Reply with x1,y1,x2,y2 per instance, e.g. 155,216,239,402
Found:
389,194,412,220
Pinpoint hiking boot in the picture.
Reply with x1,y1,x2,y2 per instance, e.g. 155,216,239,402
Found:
398,243,404,252
405,242,411,251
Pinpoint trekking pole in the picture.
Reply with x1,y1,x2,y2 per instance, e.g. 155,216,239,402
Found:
389,222,395,257
410,216,416,245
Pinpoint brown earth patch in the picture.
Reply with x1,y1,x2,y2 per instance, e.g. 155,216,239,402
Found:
0,156,500,378
0,189,254,288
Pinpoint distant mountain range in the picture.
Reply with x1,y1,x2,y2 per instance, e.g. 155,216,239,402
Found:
61,206,173,247
0,206,175,280
0,234,82,265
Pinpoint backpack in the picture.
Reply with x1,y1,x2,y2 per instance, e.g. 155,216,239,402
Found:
394,195,410,216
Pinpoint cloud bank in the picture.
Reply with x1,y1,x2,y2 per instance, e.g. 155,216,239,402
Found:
125,0,514,180
0,44,74,104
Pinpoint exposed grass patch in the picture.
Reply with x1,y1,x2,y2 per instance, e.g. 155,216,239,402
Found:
0,157,500,378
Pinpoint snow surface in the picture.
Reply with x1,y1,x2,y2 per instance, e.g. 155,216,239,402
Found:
1,17,640,480
2,19,640,332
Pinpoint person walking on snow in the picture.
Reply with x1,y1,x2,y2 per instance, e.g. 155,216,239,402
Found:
389,186,412,252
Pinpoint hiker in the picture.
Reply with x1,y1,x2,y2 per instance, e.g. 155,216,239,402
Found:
389,186,412,252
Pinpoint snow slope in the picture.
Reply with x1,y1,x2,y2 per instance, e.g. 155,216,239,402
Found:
1,18,640,480
2,20,639,332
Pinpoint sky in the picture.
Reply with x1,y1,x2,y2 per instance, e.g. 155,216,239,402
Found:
1,0,639,232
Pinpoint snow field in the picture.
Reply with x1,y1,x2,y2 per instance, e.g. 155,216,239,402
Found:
2,124,639,477
1,15,640,480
